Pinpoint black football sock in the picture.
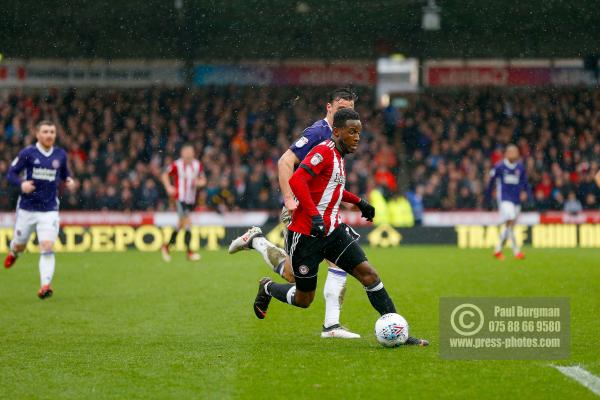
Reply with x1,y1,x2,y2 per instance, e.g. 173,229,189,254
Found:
184,229,191,251
167,230,178,247
266,282,299,307
365,279,397,315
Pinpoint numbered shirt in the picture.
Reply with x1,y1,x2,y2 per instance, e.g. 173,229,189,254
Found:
288,140,346,236
8,143,70,212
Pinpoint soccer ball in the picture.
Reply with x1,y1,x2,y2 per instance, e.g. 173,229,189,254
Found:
375,313,409,347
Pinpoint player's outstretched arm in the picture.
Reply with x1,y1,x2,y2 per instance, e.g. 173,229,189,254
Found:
342,190,375,221
278,149,300,211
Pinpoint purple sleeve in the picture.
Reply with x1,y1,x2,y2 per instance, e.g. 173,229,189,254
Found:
520,165,532,201
289,126,328,162
484,165,497,202
7,150,28,187
59,151,71,181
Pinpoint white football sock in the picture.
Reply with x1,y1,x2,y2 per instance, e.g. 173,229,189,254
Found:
251,237,287,272
507,228,520,254
39,251,55,286
323,268,347,328
495,227,509,253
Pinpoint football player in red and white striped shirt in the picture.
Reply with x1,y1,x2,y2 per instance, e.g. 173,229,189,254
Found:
160,144,206,261
252,109,428,346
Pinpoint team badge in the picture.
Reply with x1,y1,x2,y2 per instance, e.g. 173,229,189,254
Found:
52,159,60,169
16,230,21,237
310,153,323,166
294,137,309,148
298,265,309,275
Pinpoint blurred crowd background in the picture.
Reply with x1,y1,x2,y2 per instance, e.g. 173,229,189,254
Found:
1,87,599,218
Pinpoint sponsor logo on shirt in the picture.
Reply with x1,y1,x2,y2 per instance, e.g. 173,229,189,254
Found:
32,167,57,182
310,153,323,166
504,174,519,184
333,173,345,185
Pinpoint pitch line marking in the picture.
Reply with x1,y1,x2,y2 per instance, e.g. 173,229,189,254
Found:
552,365,600,397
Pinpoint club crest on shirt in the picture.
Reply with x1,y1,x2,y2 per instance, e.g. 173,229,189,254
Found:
52,159,60,169
310,153,323,166
294,137,309,148
298,265,309,275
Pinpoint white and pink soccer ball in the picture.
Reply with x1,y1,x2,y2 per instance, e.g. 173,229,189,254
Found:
375,313,409,347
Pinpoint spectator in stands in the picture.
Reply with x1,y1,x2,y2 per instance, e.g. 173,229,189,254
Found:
2,87,600,215
564,191,583,215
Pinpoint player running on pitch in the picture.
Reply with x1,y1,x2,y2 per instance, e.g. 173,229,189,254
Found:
4,120,75,299
485,144,532,260
161,144,207,262
229,88,361,338
251,109,428,345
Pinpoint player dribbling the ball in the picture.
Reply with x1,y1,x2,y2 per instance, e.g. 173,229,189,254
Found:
252,109,428,346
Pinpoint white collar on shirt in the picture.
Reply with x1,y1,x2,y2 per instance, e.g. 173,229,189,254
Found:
503,159,517,169
36,142,54,157
323,118,332,131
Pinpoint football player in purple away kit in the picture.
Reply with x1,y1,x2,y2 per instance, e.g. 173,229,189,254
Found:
485,144,533,260
252,109,429,346
4,120,75,299
228,88,362,338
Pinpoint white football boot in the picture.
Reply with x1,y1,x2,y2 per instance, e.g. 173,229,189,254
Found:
228,227,264,254
321,324,361,339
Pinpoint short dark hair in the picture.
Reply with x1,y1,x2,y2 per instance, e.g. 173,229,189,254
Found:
35,120,55,131
329,87,357,103
333,108,360,128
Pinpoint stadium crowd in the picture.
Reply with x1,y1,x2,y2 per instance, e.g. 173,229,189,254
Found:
0,87,599,216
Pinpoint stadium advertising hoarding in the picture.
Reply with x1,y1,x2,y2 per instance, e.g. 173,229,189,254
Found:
424,59,597,87
0,59,184,87
193,62,376,86
2,212,600,252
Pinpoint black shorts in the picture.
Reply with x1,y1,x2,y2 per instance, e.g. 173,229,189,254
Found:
176,201,194,218
285,223,367,292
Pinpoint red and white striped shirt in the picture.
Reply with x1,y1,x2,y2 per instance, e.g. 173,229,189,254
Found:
167,158,203,204
288,140,347,236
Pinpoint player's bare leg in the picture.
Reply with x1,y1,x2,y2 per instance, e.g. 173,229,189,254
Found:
37,240,55,299
4,242,25,269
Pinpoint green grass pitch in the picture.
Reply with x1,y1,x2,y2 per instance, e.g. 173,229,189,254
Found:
1,247,599,399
